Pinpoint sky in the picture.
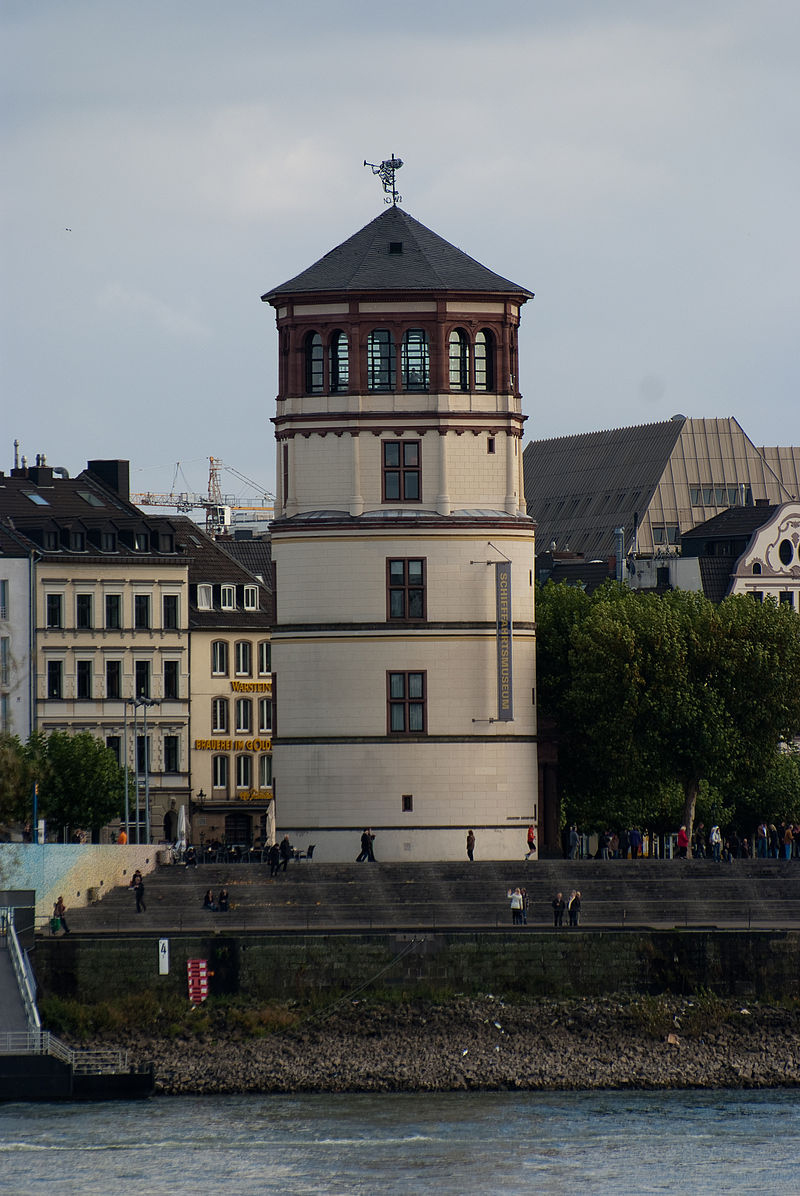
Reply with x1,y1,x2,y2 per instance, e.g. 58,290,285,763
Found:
2,0,798,505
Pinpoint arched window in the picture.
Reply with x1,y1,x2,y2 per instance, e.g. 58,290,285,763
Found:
402,329,429,391
367,329,395,391
211,640,228,676
329,330,349,393
304,331,323,393
235,698,252,734
259,754,273,788
449,329,470,390
474,329,495,391
752,562,762,575
212,755,228,789
236,755,252,789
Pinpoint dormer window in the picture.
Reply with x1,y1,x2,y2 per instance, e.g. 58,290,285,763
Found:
197,584,212,610
70,531,86,551
221,585,236,611
244,585,258,611
134,532,149,552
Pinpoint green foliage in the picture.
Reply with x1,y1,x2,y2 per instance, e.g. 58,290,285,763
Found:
39,993,300,1041
535,580,800,836
27,730,124,835
0,733,33,825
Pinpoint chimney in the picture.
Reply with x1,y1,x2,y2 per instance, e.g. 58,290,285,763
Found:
87,459,130,501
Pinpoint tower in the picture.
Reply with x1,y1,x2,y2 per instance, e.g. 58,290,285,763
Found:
262,198,537,860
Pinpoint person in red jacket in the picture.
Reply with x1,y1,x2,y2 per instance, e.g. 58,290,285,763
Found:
677,825,689,859
524,825,536,859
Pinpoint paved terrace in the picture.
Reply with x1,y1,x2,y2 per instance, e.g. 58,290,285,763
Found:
53,858,800,936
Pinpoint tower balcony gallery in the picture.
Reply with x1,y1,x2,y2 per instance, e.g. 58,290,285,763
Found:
261,168,538,861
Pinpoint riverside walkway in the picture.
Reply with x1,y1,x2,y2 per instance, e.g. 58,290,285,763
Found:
54,857,800,936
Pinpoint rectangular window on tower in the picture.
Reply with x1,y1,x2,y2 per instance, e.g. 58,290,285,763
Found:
387,559,426,620
387,671,426,734
382,440,420,502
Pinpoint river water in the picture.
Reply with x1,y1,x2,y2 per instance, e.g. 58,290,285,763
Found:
1,1089,798,1194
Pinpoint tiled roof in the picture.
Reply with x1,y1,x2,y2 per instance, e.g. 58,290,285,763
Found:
217,537,273,588
523,418,685,557
169,517,274,627
698,556,735,604
681,505,779,541
263,207,532,300
0,467,185,564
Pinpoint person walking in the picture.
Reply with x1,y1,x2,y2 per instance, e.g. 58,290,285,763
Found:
279,834,293,871
53,896,70,935
268,842,281,877
551,891,565,928
466,829,475,861
524,825,536,859
134,874,146,914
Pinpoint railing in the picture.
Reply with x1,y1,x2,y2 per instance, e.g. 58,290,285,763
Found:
0,1029,129,1072
37,897,800,936
1,909,41,1031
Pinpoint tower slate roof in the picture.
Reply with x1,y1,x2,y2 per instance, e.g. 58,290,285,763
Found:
262,207,532,300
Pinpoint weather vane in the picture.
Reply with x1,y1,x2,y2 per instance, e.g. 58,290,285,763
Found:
364,155,403,206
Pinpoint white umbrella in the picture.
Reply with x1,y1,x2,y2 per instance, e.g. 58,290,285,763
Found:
176,804,187,855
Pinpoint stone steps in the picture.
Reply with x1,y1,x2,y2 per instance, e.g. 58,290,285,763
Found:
60,858,800,934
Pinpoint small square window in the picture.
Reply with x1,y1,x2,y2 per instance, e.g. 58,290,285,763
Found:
402,794,413,812
487,437,496,454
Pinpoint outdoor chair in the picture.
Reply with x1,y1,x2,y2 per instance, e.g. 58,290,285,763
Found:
296,844,315,862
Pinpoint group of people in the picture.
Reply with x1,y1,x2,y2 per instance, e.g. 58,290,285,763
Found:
507,887,583,926
356,829,376,862
203,888,229,912
551,890,582,927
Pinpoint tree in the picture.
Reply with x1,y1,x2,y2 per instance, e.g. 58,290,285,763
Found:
30,731,125,838
0,733,33,827
536,582,800,847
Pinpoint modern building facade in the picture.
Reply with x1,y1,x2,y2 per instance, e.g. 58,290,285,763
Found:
523,416,800,561
262,204,538,860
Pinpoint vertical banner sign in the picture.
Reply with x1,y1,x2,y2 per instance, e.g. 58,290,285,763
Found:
495,562,513,721
158,938,170,976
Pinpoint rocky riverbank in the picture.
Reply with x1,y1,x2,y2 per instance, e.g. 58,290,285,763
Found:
69,995,800,1094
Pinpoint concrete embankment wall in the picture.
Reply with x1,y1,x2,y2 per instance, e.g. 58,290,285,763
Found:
0,845,158,920
33,929,800,1004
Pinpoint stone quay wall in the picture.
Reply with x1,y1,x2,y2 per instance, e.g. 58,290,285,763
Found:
33,928,800,1005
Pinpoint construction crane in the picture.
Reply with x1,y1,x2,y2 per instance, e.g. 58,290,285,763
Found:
132,457,275,536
